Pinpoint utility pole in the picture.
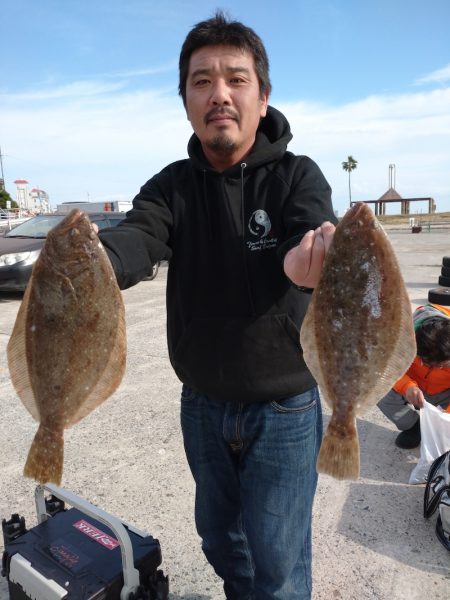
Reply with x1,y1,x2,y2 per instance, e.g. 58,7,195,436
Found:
0,145,5,190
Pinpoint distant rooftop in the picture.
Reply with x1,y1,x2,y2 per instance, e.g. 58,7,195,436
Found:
378,187,403,202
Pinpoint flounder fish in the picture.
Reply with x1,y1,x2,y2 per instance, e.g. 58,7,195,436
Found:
7,209,126,485
300,202,416,480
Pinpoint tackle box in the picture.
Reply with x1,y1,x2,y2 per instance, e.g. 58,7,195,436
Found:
1,484,169,599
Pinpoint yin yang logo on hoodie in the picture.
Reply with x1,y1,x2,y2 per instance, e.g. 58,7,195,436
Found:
248,210,271,239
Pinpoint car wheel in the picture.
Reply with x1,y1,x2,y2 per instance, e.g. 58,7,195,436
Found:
442,257,450,268
428,287,450,306
441,266,450,278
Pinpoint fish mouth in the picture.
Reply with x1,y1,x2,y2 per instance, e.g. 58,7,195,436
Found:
59,209,91,233
345,202,370,224
45,209,93,247
350,202,364,217
343,202,379,231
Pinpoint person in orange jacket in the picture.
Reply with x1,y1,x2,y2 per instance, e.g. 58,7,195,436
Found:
378,303,450,448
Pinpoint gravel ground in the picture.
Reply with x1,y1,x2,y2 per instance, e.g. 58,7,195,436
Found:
0,228,449,599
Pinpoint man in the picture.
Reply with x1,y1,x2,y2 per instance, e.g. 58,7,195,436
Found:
99,12,337,600
378,303,450,449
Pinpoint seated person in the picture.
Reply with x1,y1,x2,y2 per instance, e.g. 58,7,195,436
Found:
378,303,450,449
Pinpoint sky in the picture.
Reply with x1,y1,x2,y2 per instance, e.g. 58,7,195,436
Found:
1,0,449,217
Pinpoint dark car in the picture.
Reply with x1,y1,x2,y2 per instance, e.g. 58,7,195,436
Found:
0,212,125,292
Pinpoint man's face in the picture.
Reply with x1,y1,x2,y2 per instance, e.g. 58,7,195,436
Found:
185,44,268,169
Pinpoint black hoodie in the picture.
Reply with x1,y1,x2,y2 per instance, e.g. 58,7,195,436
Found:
99,106,337,403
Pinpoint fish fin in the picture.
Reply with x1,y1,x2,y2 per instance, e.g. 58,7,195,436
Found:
7,280,40,421
70,301,127,425
354,285,416,414
23,424,64,485
377,284,416,391
316,419,360,480
300,303,335,410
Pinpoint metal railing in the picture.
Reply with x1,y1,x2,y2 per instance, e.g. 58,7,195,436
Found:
0,207,34,231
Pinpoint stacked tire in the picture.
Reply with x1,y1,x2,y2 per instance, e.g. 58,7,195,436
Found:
439,257,450,287
428,257,450,305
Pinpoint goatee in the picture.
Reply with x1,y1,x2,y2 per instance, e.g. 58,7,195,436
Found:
206,135,239,156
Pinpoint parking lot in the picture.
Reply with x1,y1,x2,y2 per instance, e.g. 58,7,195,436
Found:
0,228,449,599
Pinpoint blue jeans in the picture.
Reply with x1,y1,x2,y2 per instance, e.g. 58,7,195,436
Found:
180,386,322,600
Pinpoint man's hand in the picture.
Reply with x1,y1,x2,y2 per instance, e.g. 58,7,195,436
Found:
283,222,335,289
405,386,425,408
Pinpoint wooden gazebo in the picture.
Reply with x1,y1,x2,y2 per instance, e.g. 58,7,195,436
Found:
351,164,435,216
352,187,435,216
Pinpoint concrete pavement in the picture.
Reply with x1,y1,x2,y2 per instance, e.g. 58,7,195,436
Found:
0,228,449,599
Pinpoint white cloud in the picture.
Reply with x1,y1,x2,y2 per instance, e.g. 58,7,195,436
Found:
1,80,449,218
0,84,191,205
108,60,178,79
279,88,450,215
0,80,128,102
414,63,450,86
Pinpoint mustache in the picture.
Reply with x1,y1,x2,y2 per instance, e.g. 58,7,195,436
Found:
204,107,240,125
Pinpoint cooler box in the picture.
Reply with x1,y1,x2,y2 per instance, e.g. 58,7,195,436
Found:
1,484,169,600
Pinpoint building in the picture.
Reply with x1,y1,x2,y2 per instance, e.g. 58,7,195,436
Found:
29,188,50,212
14,179,50,213
56,200,132,213
14,179,29,209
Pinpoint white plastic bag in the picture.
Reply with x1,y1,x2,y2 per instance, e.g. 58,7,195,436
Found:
409,401,450,485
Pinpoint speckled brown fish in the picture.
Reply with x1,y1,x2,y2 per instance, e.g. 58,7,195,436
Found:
7,209,126,485
300,202,415,480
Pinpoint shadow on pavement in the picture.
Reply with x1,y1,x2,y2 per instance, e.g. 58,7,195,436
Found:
357,417,421,483
320,404,448,577
338,480,448,575
0,579,9,598
0,292,23,303
405,282,437,289
170,595,213,599
0,580,215,600
412,297,430,306
334,415,449,575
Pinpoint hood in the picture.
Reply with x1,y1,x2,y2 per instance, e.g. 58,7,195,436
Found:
0,235,44,255
414,304,450,330
187,105,293,177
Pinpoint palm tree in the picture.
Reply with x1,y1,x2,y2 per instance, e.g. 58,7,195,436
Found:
342,155,358,208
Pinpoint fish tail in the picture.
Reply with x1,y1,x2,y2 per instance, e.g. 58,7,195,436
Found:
23,424,64,485
316,418,360,480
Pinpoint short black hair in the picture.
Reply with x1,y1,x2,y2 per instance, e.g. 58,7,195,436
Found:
178,10,271,106
416,317,450,365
